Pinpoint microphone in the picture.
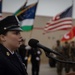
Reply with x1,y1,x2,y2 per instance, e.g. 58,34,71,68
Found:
28,39,63,56
28,39,75,64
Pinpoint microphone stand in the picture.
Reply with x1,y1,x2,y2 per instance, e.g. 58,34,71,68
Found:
44,52,75,64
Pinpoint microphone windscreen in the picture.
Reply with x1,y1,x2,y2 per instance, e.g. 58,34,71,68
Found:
28,39,39,48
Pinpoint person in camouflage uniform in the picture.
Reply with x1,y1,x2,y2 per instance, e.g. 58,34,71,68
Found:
62,41,71,73
69,41,75,72
54,40,64,75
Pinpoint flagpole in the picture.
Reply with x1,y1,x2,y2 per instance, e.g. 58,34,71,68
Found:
72,0,74,26
29,29,33,39
72,0,74,5
72,0,75,42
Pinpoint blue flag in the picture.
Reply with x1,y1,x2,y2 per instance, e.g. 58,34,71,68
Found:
14,2,38,31
17,3,37,21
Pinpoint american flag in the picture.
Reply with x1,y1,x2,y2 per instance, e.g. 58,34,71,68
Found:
0,0,2,20
44,5,73,32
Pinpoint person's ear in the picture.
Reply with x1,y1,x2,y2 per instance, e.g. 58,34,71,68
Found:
0,34,6,42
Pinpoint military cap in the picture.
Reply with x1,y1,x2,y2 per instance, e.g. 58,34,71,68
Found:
0,15,22,34
56,40,60,43
71,41,74,43
65,41,68,44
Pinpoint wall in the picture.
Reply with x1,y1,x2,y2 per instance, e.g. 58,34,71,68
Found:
2,12,75,63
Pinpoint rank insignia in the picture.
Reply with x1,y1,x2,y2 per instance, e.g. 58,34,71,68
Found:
6,52,10,56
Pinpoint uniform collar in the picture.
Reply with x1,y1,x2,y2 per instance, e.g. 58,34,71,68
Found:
0,44,14,56
6,48,14,55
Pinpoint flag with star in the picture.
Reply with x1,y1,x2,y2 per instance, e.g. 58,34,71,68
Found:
44,5,73,32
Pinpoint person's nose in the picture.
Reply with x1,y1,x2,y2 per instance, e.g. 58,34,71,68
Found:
18,33,22,39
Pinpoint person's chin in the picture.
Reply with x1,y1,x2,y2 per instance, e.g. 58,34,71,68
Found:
14,44,20,49
17,44,21,48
